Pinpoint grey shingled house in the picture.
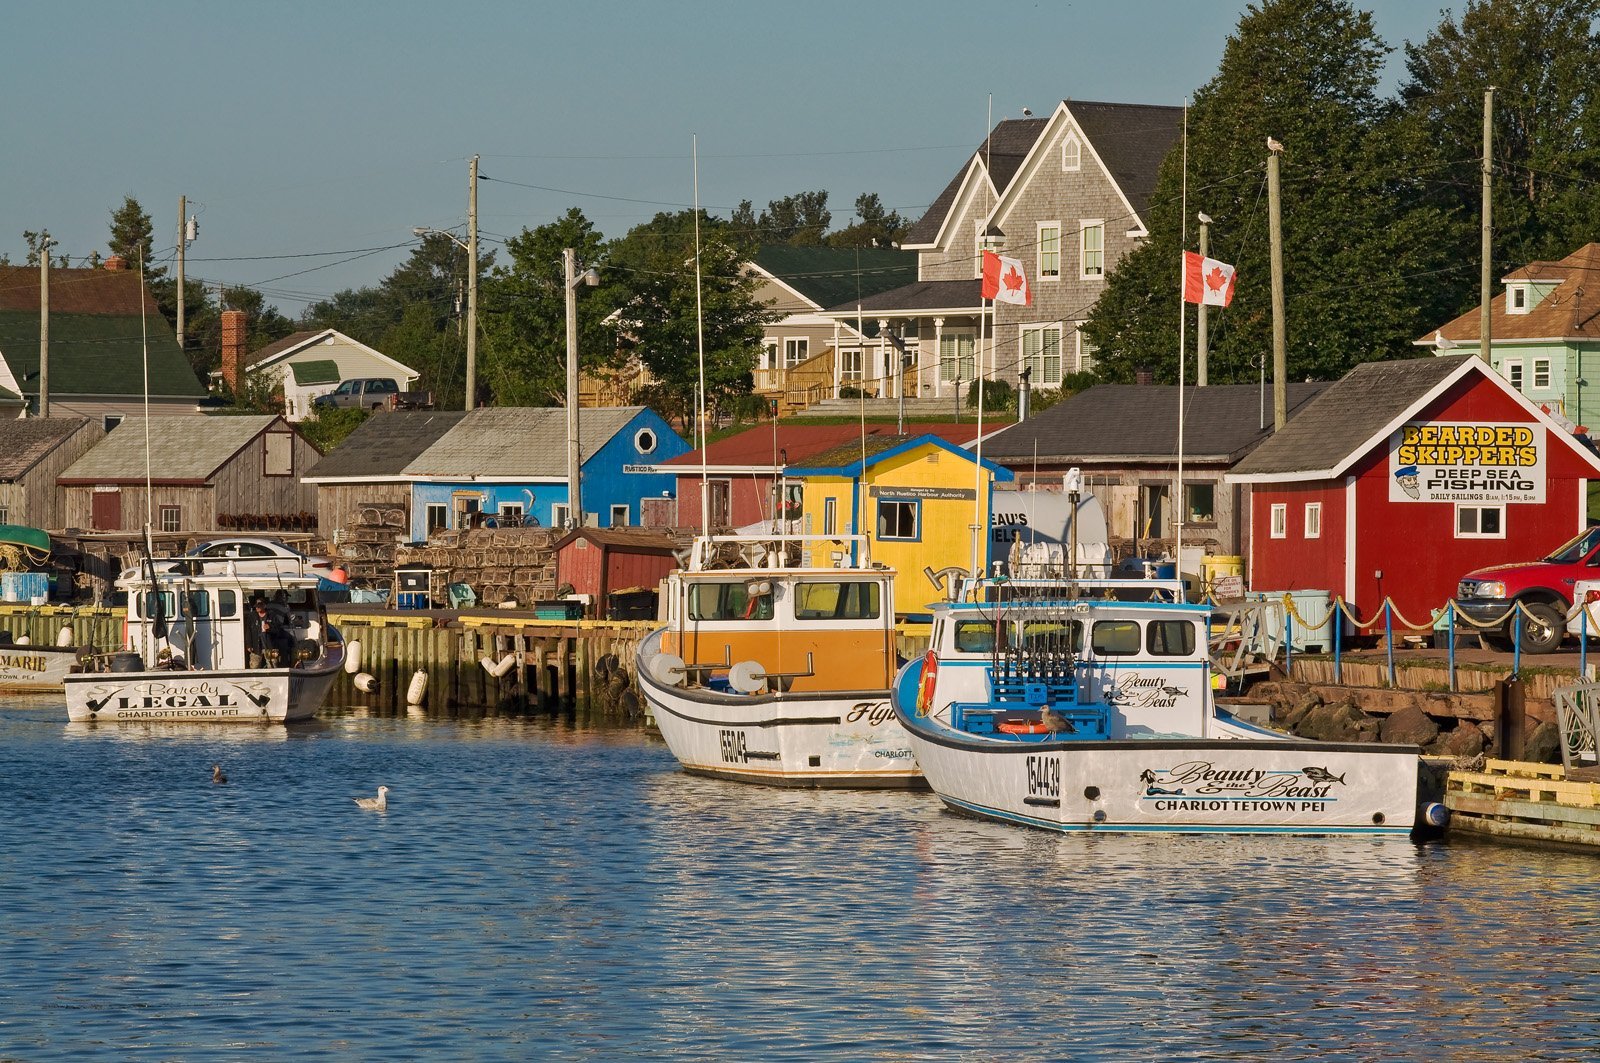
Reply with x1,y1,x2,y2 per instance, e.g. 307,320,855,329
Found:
301,410,468,538
985,382,1326,557
0,417,104,529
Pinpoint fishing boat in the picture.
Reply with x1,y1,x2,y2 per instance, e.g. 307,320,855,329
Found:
893,578,1421,835
0,633,82,692
637,534,919,787
64,559,345,723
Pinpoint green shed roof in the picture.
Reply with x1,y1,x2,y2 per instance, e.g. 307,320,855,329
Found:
0,310,205,399
290,359,341,385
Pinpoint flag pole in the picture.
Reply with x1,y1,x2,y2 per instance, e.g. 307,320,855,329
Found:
1175,100,1188,600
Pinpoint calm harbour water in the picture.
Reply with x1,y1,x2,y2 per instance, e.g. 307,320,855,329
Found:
1,698,1598,1061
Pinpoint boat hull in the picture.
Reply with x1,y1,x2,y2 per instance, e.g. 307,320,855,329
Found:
0,645,80,692
895,668,1419,835
64,664,341,724
640,632,921,789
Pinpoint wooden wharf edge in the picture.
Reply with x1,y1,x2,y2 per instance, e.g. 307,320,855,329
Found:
1445,758,1600,847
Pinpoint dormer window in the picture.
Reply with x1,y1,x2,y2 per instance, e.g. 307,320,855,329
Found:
1508,284,1529,314
1061,134,1081,172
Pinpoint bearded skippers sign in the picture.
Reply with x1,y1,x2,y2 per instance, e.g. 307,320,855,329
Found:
1389,421,1544,504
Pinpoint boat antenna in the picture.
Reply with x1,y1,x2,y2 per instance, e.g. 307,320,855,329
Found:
857,247,866,568
693,134,709,540
1175,99,1188,602
138,244,161,662
971,92,992,584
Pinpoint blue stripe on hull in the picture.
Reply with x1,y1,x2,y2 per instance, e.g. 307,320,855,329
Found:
940,795,1412,837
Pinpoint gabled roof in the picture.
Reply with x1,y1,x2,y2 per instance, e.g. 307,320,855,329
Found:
663,422,984,471
988,382,1327,464
904,119,1047,248
1229,355,1600,482
302,410,468,481
0,417,94,482
553,527,680,554
58,415,288,484
0,266,161,315
823,279,982,316
243,327,419,380
1425,243,1600,345
403,406,648,479
751,246,917,310
1065,101,1184,220
786,432,1014,480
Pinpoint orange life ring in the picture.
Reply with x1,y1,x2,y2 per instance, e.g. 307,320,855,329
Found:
996,719,1051,735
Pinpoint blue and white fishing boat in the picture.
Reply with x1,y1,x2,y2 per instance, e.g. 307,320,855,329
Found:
893,578,1421,835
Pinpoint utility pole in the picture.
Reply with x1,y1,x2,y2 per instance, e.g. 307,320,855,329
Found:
1267,138,1287,430
1196,212,1210,387
176,195,186,350
39,230,50,418
465,153,479,411
1480,87,1495,362
564,247,582,528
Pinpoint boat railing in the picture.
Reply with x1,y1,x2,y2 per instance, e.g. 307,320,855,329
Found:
685,534,876,572
956,576,1189,604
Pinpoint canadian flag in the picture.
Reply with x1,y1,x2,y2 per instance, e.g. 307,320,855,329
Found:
981,250,1032,306
1183,251,1237,307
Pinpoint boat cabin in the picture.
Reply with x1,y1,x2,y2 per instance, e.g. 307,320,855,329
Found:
918,591,1215,740
658,535,897,696
123,572,329,671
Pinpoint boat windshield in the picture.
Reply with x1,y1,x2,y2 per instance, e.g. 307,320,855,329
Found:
687,582,774,621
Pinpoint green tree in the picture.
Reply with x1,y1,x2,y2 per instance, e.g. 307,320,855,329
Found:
607,210,772,430
480,207,615,406
827,193,910,248
1083,0,1451,385
108,196,163,276
1398,0,1600,295
730,191,832,247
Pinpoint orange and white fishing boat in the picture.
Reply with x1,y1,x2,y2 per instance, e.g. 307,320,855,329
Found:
637,534,919,788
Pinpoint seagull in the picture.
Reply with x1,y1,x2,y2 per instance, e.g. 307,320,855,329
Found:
1266,136,1285,154
1040,706,1074,734
354,785,389,811
211,764,227,785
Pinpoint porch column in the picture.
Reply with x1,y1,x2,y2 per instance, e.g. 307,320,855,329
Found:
878,319,892,398
932,318,945,399
832,320,842,399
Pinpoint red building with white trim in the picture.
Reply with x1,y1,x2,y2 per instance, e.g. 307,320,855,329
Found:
1228,356,1600,623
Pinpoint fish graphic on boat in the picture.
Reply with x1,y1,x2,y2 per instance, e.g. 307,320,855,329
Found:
1302,766,1347,786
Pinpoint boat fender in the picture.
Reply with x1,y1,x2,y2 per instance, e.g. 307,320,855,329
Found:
406,670,428,706
57,626,75,647
728,660,767,695
1422,802,1450,829
480,654,517,678
14,635,29,646
647,653,687,688
344,640,363,674
354,672,378,693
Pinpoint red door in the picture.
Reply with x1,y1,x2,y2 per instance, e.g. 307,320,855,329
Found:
91,490,122,531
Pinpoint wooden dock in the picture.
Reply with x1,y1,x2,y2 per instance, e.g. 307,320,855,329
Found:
1445,758,1600,848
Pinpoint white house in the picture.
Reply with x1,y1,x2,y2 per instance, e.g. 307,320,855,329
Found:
225,323,421,421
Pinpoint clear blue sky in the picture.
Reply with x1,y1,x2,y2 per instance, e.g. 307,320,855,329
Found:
4,1,1457,314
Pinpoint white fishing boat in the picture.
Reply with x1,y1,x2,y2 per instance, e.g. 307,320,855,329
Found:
893,578,1421,835
0,634,82,691
64,560,344,723
637,534,918,787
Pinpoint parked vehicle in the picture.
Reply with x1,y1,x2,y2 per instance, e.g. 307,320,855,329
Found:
139,538,340,581
389,388,434,410
313,378,400,410
1454,525,1600,653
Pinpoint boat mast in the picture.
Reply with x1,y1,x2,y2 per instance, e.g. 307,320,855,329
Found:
1174,100,1187,601
693,134,708,540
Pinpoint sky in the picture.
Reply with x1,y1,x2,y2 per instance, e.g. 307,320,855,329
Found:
4,1,1459,315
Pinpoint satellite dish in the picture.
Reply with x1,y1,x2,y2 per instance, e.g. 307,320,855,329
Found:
728,660,767,694
647,653,687,687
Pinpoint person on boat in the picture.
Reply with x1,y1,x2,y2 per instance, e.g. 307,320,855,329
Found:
247,598,292,667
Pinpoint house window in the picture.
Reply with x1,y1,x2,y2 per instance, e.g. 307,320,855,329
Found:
1081,221,1105,278
552,503,571,529
104,415,124,432
1270,503,1287,539
0,505,7,524
498,502,524,526
634,428,657,454
939,332,975,383
1038,223,1061,279
762,340,779,371
784,338,809,367
1061,135,1081,171
159,505,181,533
823,497,837,536
610,504,630,527
1185,483,1215,524
1021,325,1063,385
426,503,449,534
1077,334,1097,373
1305,502,1322,539
264,432,293,477
1504,359,1524,391
876,498,920,541
840,347,863,382
1508,285,1528,314
1533,358,1551,390
1457,504,1505,539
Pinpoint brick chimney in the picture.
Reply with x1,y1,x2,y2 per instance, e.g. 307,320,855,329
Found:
220,309,247,395
1135,368,1154,386
103,254,126,272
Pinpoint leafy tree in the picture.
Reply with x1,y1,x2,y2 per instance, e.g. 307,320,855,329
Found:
607,210,772,431
730,191,832,247
108,196,163,277
1398,0,1600,297
1082,0,1451,385
480,207,616,406
22,230,51,267
827,193,910,248
297,406,369,453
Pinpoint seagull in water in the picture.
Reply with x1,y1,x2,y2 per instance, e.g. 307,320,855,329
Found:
211,764,227,785
354,786,389,811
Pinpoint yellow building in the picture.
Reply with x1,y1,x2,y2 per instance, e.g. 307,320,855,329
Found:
787,434,1014,617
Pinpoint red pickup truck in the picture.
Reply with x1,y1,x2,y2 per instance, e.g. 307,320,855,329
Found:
1455,525,1600,652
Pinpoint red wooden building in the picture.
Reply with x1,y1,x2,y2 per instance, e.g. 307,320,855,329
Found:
553,528,681,618
1228,355,1600,623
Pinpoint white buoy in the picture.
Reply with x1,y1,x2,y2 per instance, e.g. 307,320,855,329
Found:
57,626,75,647
344,639,363,674
406,669,428,706
14,635,29,646
480,654,516,678
354,672,378,693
